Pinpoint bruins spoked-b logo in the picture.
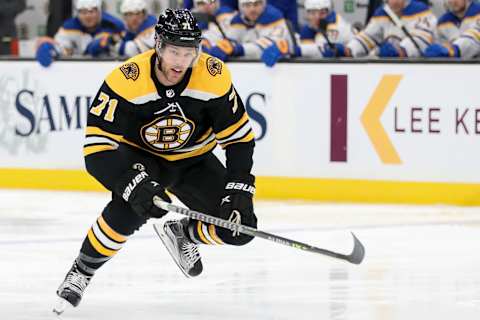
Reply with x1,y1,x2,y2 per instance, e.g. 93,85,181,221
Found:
120,62,140,81
141,115,195,151
206,57,222,76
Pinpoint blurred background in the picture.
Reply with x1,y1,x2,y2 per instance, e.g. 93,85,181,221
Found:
2,0,450,57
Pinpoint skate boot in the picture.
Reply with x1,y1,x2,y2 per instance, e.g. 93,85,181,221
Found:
53,260,92,315
154,218,203,277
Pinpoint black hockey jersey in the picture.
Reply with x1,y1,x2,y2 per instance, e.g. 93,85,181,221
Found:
84,50,254,168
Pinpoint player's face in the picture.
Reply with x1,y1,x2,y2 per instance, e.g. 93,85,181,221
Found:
157,44,198,86
78,8,101,29
386,0,406,15
195,0,218,15
306,9,329,29
447,0,467,14
123,11,146,32
241,1,265,23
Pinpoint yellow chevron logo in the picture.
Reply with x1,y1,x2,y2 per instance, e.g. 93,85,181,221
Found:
361,75,403,164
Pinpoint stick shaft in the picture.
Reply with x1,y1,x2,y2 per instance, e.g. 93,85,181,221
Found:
383,4,423,56
153,197,365,264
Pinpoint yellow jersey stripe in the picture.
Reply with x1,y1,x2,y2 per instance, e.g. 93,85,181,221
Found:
216,112,249,140
57,28,84,35
358,33,376,49
196,128,213,143
438,22,455,29
465,28,480,41
83,144,116,157
402,10,432,21
85,126,123,142
87,229,118,257
121,139,217,161
220,131,255,148
98,216,128,243
257,19,285,29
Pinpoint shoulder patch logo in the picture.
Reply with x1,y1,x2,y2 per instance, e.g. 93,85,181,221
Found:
120,62,140,81
206,57,222,77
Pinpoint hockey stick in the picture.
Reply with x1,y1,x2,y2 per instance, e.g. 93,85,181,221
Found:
153,197,365,265
319,19,335,50
383,4,424,56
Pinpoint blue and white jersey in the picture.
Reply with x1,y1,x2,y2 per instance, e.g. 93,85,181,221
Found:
54,12,125,56
197,6,236,48
347,0,437,57
436,1,480,43
299,11,354,57
224,4,294,58
453,25,480,58
116,14,156,57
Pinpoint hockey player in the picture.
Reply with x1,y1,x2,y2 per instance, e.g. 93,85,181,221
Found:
424,0,480,57
208,0,295,67
115,0,157,57
185,0,299,31
36,0,124,67
53,9,257,315
330,0,437,58
425,25,480,57
192,0,236,51
298,0,354,58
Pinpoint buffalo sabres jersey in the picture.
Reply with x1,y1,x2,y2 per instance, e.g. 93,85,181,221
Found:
453,25,480,58
84,50,255,166
54,12,124,56
224,4,294,58
299,11,354,58
436,2,480,43
347,1,437,57
116,15,157,57
197,6,237,48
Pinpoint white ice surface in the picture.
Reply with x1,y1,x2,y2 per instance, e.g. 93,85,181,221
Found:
1,189,480,320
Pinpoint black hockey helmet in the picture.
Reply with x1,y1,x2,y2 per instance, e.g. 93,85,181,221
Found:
155,8,202,48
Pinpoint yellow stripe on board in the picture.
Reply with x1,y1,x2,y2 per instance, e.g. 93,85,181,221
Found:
0,168,106,191
1,169,480,205
257,177,480,206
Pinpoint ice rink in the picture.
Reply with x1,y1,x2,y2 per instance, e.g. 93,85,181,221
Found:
1,189,480,320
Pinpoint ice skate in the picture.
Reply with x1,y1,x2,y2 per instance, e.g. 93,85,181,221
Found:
53,261,92,315
154,218,203,277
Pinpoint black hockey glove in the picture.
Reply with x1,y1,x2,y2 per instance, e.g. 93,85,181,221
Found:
114,165,171,219
220,173,257,229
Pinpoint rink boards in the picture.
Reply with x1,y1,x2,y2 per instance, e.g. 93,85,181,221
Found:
0,60,479,205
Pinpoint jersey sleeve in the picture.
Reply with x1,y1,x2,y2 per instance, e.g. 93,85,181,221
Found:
400,10,437,57
53,19,84,56
454,26,480,58
208,85,255,175
83,81,134,190
347,10,387,57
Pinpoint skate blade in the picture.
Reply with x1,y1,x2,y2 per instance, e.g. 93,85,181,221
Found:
153,223,191,279
52,297,72,316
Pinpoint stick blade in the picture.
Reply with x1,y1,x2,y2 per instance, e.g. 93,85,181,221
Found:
347,233,365,265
